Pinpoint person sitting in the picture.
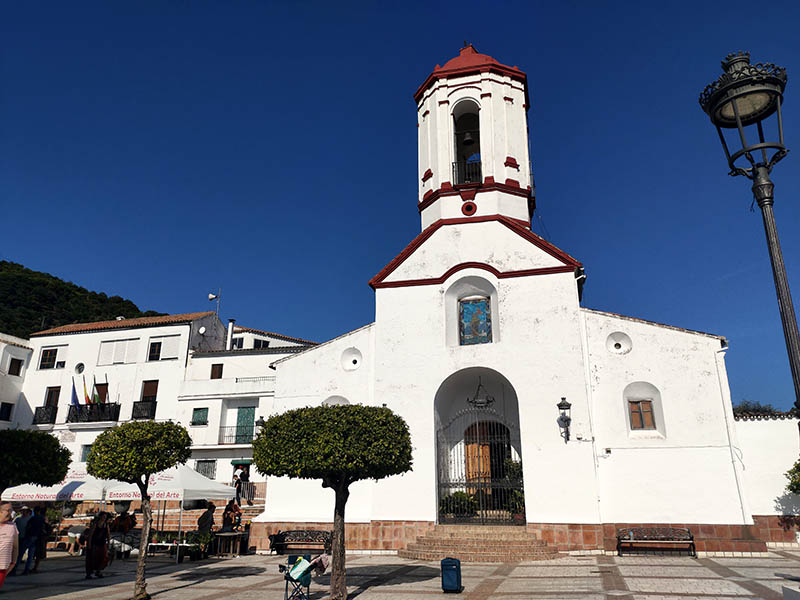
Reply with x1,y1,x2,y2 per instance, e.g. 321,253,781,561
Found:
197,503,215,533
220,501,239,533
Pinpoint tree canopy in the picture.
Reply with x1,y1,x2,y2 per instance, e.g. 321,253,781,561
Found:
0,429,71,491
732,399,782,417
253,404,412,600
86,420,192,486
0,260,163,339
252,404,413,486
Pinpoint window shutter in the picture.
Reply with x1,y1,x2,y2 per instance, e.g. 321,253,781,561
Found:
160,335,180,359
112,340,126,364
142,380,158,401
98,342,114,366
126,339,139,363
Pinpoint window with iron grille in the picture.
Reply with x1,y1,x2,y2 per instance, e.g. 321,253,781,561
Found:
141,380,158,403
39,348,58,369
210,364,223,379
191,407,209,426
195,459,216,480
45,386,61,407
8,358,23,376
148,341,162,361
0,403,13,421
628,400,656,430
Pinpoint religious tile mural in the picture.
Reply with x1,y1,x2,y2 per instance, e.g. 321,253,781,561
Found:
459,297,492,345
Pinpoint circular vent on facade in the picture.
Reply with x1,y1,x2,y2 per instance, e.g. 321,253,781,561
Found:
341,347,362,371
75,363,85,374
606,332,632,355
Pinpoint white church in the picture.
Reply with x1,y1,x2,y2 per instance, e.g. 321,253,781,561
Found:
250,46,800,556
3,46,799,558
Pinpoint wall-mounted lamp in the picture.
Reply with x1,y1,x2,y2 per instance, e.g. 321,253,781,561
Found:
255,416,266,428
557,397,572,443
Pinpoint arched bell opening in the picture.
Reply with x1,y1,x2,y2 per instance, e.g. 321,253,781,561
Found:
434,367,525,525
452,100,482,184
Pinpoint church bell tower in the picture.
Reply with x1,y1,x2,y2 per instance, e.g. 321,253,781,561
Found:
415,45,534,230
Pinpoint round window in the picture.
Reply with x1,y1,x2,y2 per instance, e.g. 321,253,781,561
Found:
74,363,85,374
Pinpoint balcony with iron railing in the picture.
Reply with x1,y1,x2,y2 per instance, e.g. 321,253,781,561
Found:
453,161,482,185
131,401,157,420
33,405,58,425
218,425,257,445
67,403,121,423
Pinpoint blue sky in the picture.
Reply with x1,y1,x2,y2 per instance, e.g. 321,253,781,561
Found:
2,1,799,408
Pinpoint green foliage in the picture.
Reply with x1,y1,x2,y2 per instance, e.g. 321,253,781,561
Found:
0,429,71,491
252,404,412,485
733,399,781,417
786,458,800,495
504,458,523,480
506,490,526,514
439,491,478,516
0,261,163,339
185,530,214,546
86,421,192,487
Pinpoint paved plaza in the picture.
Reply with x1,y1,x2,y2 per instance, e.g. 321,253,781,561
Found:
5,550,800,599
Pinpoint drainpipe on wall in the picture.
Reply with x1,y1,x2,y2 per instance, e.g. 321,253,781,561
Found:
226,319,236,351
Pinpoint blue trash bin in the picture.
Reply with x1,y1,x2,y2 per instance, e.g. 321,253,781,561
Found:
441,557,462,593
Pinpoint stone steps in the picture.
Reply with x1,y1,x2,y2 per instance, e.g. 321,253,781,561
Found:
399,525,561,562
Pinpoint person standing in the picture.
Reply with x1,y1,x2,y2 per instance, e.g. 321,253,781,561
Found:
15,506,44,575
0,502,19,591
84,512,110,580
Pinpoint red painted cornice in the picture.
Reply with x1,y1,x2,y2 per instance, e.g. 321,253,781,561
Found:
418,180,532,214
369,215,581,290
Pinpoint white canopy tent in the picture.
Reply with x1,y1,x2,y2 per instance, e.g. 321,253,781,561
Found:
1,463,111,502
106,464,236,561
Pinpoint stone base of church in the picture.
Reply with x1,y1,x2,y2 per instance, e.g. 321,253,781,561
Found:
527,522,767,554
249,520,436,552
250,519,773,554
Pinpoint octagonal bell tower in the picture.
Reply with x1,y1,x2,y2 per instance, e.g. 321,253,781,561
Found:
415,45,534,230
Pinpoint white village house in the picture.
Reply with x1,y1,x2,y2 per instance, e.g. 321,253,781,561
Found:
3,46,800,556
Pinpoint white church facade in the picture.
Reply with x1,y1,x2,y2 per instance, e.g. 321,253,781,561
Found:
248,46,796,555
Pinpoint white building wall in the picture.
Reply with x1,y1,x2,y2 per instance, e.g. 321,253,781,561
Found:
582,309,751,524
736,417,800,515
0,334,32,429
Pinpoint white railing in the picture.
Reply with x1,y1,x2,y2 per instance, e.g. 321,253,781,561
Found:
235,376,276,383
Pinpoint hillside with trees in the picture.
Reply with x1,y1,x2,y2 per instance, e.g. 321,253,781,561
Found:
0,261,162,339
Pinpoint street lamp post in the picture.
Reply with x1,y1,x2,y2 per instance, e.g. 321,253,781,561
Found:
699,52,800,409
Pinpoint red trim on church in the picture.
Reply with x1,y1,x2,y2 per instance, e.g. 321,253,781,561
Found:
418,180,531,213
369,214,581,289
421,169,433,183
504,156,520,169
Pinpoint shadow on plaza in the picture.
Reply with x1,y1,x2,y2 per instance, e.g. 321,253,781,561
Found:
312,565,440,599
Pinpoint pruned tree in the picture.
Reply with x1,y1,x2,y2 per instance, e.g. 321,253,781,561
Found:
87,421,192,600
252,405,413,600
0,429,70,492
786,459,800,495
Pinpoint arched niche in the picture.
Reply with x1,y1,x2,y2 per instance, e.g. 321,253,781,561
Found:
444,275,499,347
622,381,666,438
452,98,481,184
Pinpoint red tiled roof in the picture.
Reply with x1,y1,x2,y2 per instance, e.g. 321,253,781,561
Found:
31,312,215,337
0,337,32,350
233,325,317,346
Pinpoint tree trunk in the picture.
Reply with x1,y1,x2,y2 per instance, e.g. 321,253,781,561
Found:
134,482,152,600
330,482,350,600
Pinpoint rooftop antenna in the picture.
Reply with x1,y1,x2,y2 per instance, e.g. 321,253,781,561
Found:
208,288,221,315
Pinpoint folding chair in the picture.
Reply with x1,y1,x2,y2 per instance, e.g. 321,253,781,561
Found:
280,554,312,600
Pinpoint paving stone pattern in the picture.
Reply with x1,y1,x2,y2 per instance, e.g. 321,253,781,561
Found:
4,550,800,599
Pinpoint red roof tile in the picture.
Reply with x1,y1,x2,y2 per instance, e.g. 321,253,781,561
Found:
31,311,216,337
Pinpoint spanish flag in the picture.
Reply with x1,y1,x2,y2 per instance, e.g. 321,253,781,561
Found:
83,375,91,404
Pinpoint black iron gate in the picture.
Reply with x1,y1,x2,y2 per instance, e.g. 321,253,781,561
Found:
436,406,525,525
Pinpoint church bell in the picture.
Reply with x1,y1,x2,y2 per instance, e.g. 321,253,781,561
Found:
462,132,475,146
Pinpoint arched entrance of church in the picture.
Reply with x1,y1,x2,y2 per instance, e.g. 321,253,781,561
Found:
434,368,525,525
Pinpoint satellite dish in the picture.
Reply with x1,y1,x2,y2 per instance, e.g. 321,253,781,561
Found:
208,293,218,301
198,326,207,335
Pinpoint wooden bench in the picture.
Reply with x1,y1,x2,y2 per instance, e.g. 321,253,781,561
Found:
616,527,696,557
269,529,332,555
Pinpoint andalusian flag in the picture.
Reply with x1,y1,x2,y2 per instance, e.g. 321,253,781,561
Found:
92,376,100,404
83,375,91,404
